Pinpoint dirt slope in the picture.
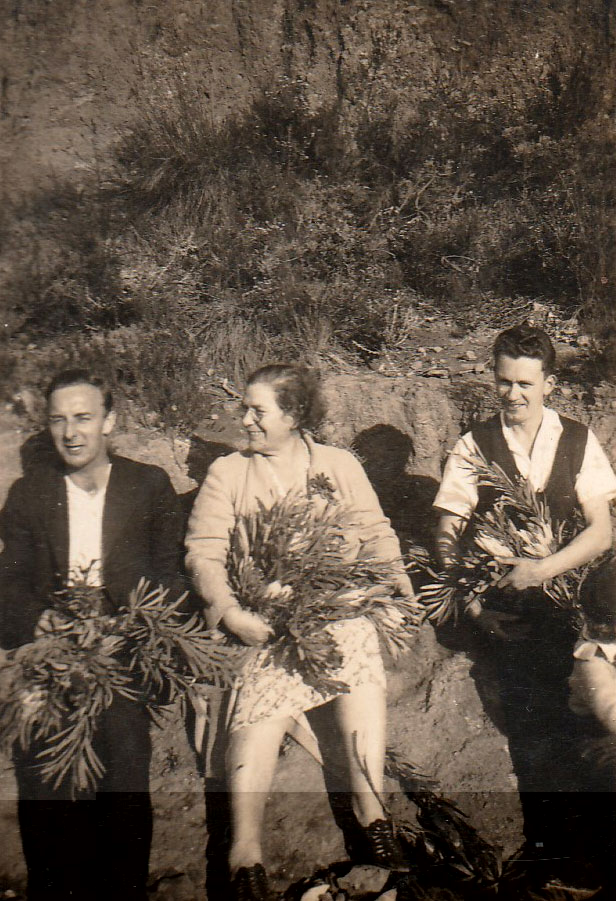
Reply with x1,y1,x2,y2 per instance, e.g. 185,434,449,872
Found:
1,0,610,198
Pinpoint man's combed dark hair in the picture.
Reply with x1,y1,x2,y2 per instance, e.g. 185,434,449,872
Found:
45,369,113,413
247,364,326,431
493,322,556,374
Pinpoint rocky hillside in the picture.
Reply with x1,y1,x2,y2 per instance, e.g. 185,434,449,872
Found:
4,359,616,898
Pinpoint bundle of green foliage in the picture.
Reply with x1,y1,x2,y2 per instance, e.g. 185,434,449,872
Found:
409,453,605,626
0,578,241,795
226,475,422,694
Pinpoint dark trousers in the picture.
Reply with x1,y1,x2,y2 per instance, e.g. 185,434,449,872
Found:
490,598,616,885
15,696,152,901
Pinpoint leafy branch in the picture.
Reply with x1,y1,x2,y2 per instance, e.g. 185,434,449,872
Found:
226,479,422,695
0,579,241,796
410,450,600,626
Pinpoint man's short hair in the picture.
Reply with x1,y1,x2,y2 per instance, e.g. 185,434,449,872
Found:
493,323,556,374
45,369,113,413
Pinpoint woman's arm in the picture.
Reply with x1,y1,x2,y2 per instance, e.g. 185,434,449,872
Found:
185,457,244,625
185,457,272,644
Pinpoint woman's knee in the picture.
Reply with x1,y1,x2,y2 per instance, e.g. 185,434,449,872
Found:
226,716,292,773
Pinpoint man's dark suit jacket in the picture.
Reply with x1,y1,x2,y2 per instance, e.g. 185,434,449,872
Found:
0,454,185,649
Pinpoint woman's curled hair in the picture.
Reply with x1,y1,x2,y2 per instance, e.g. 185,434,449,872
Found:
246,364,326,432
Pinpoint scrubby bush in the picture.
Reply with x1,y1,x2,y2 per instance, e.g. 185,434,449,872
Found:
6,325,210,433
3,19,616,419
1,184,131,337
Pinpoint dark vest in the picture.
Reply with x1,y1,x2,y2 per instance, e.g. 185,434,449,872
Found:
472,413,588,525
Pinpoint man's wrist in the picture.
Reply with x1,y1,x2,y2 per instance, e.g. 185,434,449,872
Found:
535,555,556,582
221,603,241,623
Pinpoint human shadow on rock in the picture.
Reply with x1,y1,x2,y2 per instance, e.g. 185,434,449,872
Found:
351,425,440,558
180,434,238,523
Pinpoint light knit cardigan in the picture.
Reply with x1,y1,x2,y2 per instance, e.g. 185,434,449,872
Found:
185,435,413,629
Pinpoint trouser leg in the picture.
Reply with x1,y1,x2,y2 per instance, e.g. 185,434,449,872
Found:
14,695,152,900
96,696,153,900
494,614,580,860
97,792,153,901
14,742,97,901
18,798,97,901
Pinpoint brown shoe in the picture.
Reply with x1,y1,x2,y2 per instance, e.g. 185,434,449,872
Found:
362,818,409,871
231,863,270,901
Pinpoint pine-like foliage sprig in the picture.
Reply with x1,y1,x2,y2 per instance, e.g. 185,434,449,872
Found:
386,750,502,886
0,578,241,795
226,482,421,694
118,579,243,704
410,450,601,626
0,628,136,793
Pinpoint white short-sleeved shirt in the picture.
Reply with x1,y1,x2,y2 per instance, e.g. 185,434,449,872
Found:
65,466,111,586
433,407,616,520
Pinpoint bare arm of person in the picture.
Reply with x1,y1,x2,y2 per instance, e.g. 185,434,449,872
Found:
191,557,273,646
498,494,613,591
185,457,274,645
569,656,616,734
435,511,466,570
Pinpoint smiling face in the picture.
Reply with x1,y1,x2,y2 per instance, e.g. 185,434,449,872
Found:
241,381,298,454
47,383,115,473
494,354,555,428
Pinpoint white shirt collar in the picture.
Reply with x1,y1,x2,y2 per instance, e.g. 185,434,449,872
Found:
499,407,562,456
498,407,562,490
574,636,616,664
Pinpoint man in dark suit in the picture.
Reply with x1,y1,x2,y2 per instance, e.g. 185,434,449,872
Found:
0,368,185,901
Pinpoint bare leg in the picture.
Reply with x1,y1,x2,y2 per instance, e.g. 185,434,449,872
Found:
226,715,292,875
332,681,387,826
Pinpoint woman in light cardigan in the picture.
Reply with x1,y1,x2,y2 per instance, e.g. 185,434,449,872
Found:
186,364,415,901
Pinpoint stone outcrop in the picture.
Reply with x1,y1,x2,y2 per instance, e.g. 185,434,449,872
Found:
322,374,460,481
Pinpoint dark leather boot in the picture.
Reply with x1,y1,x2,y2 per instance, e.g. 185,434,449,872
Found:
361,818,409,871
231,863,270,901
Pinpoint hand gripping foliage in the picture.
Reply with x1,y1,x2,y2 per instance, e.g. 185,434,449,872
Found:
410,451,605,626
0,578,240,795
226,474,422,694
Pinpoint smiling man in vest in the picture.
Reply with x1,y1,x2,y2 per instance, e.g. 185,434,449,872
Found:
0,369,185,901
434,323,616,889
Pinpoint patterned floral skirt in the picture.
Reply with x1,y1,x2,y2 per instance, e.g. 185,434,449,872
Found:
228,616,385,733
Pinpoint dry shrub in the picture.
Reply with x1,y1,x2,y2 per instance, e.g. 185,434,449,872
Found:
0,183,131,337
5,31,616,416
7,327,207,433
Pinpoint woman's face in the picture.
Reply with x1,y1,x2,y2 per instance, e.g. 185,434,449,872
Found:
242,381,297,453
